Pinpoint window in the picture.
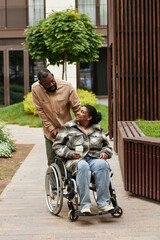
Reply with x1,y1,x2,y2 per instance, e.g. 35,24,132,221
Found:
0,51,4,105
29,56,46,91
9,50,24,104
78,0,96,25
28,0,44,26
79,48,108,96
77,0,107,26
80,62,94,90
0,0,27,28
100,0,107,25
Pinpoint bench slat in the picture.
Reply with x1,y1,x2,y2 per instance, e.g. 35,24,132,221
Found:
121,121,134,137
131,121,145,136
127,121,140,137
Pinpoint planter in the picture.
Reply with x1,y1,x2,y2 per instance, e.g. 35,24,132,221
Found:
118,121,160,201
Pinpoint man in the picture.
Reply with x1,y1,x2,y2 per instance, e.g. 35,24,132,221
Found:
32,68,81,165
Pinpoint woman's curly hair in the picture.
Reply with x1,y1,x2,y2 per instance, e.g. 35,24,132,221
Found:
84,104,102,125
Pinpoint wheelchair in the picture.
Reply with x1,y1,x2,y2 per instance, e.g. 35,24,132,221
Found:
45,156,123,221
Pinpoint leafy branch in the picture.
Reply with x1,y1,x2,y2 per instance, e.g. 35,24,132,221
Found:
23,8,104,80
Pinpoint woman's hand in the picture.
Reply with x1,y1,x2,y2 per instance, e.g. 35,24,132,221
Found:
72,152,82,159
100,152,108,160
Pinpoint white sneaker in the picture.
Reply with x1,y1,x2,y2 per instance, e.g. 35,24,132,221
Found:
81,207,91,214
98,205,114,213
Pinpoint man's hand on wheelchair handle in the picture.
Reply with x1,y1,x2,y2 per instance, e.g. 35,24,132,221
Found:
100,152,108,159
51,128,60,139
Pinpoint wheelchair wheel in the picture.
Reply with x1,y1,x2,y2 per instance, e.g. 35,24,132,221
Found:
68,210,79,222
45,163,63,215
111,206,123,218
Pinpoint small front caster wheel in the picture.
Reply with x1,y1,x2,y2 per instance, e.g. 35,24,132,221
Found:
111,206,123,218
68,210,79,222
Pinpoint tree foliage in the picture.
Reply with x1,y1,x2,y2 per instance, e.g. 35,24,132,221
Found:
24,8,104,79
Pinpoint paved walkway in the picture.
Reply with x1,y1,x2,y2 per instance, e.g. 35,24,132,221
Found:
0,125,159,240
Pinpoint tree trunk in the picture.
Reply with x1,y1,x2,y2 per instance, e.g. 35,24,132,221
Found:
64,50,67,81
62,60,64,80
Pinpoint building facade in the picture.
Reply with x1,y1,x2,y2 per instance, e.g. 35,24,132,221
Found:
0,0,108,107
0,0,46,106
107,0,160,151
75,0,108,99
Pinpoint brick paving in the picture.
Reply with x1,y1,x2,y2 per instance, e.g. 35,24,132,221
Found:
0,124,159,240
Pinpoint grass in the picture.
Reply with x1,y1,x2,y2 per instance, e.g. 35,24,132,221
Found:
136,119,160,138
95,104,108,132
0,102,42,127
0,102,108,132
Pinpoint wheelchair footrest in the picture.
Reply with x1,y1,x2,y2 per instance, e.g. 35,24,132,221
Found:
76,211,96,217
98,210,114,215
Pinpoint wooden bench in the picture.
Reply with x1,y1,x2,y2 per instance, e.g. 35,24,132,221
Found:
118,121,160,201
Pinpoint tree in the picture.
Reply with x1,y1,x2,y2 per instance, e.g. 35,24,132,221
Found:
24,8,104,80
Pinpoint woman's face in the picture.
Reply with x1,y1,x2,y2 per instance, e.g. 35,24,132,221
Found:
75,106,92,124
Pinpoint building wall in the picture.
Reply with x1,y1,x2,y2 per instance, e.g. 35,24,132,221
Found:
107,0,160,151
46,0,77,89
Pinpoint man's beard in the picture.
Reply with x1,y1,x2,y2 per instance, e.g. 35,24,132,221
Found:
46,82,57,93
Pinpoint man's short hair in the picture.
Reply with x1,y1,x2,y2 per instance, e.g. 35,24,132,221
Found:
37,68,51,81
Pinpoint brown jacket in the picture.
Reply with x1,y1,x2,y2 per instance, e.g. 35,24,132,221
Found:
32,79,81,141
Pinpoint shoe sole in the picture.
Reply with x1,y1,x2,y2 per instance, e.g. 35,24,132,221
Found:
98,207,114,214
81,211,91,214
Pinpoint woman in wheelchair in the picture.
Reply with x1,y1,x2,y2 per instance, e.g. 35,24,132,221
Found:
52,104,114,215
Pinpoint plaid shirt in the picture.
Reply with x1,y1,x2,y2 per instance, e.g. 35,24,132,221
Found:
52,119,113,160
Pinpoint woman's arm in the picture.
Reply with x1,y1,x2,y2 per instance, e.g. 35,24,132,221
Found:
52,126,75,159
100,130,113,159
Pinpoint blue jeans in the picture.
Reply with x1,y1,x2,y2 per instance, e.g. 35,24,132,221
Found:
76,157,110,209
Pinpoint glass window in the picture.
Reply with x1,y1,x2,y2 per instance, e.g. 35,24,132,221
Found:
80,48,107,95
28,0,44,26
0,0,5,28
80,62,94,91
100,0,107,25
9,51,24,105
78,0,107,26
95,48,107,95
78,0,96,25
0,51,4,105
29,56,46,91
7,0,27,28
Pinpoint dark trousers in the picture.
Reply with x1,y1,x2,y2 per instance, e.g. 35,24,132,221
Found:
44,136,55,166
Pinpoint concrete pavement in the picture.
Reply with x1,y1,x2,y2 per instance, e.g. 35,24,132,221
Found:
0,124,159,240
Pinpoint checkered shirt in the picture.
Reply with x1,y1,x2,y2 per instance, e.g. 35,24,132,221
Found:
52,119,113,161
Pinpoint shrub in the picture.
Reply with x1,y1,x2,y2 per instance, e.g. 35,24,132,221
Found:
23,89,97,116
23,92,38,116
77,88,97,106
0,124,15,158
79,85,92,92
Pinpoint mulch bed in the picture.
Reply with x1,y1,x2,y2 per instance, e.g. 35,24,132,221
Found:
0,144,34,195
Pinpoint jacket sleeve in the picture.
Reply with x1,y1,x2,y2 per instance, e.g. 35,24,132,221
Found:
52,126,74,159
100,129,113,159
32,87,56,132
68,83,81,115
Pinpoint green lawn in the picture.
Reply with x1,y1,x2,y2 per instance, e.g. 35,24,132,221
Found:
0,102,42,127
0,102,108,132
136,120,160,138
3,103,160,137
